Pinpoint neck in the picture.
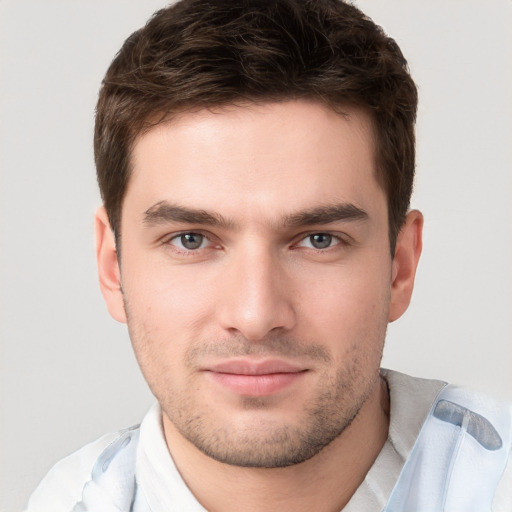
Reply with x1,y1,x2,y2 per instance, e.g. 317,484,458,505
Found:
162,376,390,512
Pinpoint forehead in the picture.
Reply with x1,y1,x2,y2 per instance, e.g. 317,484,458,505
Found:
126,100,383,222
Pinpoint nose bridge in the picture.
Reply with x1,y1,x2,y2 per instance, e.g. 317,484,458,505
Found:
217,239,295,340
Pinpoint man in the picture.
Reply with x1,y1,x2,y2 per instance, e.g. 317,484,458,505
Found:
26,0,511,510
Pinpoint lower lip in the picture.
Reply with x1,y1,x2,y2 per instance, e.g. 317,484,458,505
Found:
208,371,306,396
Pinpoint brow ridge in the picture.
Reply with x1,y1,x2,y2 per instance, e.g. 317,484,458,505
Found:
143,201,368,230
283,203,368,227
143,201,233,228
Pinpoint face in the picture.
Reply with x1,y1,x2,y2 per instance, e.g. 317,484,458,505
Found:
97,100,421,467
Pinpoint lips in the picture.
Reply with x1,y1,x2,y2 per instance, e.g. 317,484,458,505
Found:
204,359,307,396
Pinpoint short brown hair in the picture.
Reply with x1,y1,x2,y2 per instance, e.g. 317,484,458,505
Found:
95,0,417,251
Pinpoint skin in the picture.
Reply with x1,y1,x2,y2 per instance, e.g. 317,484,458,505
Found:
96,100,423,511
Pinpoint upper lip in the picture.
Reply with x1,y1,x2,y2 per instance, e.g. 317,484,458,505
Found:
206,359,306,375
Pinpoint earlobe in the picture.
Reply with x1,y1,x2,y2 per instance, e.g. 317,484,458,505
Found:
95,206,127,323
389,210,423,322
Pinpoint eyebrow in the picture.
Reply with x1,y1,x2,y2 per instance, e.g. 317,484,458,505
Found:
143,200,368,229
283,204,368,227
143,201,234,228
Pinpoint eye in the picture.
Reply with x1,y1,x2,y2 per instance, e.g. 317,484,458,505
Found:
297,233,340,250
169,232,209,251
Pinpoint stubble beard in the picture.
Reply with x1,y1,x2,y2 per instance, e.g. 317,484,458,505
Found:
171,366,376,468
144,335,385,469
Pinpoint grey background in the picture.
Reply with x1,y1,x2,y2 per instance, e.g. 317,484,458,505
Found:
1,1,511,510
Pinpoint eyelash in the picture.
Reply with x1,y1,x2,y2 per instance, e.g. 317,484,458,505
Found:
162,231,349,255
294,232,345,251
164,231,216,254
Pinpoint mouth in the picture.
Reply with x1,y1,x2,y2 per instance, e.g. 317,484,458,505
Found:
203,359,308,397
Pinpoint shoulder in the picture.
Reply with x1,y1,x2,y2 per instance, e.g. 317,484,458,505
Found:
435,383,512,511
383,370,512,511
24,426,140,512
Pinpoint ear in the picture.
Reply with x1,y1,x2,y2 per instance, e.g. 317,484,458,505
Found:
95,206,127,323
389,210,423,322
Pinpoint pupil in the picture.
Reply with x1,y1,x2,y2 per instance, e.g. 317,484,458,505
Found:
181,233,203,250
311,234,331,249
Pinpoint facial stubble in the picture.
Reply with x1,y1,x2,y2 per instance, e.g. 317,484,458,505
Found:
127,312,385,469
173,359,378,468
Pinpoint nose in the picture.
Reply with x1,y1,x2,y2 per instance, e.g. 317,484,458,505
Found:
217,243,297,341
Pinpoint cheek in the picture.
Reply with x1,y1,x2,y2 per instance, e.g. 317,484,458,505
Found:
296,261,391,345
124,288,193,400
120,263,212,376
122,256,219,331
